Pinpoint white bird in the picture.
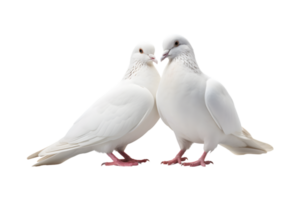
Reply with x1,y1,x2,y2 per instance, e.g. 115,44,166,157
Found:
28,43,160,167
157,35,273,167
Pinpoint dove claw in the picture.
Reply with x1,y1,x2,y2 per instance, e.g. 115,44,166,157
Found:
161,150,188,166
181,152,213,167
102,160,139,167
117,151,149,164
99,152,152,167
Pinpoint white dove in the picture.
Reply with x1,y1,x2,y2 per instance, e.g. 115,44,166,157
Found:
157,35,273,167
28,43,160,167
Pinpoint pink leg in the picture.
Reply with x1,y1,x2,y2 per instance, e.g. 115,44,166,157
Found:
181,152,213,167
99,152,152,167
99,153,140,167
118,151,152,163
161,150,188,165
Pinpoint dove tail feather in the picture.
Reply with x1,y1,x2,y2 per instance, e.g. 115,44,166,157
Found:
33,152,71,167
221,139,273,155
25,140,58,160
32,147,94,167
27,149,45,160
220,128,273,155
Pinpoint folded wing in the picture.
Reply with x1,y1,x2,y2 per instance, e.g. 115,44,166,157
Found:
40,83,154,156
205,79,242,136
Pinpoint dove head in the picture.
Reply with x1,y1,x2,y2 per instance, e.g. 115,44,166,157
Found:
161,35,195,62
130,43,157,65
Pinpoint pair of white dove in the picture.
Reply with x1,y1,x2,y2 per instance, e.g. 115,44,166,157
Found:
28,35,273,167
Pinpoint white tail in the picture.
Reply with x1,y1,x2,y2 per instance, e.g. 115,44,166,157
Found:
28,146,93,167
27,149,44,160
221,128,273,155
33,152,72,167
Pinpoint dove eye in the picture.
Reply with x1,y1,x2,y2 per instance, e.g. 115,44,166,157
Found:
139,49,143,54
175,41,179,46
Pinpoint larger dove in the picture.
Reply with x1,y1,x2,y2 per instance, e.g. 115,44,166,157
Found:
157,35,273,167
28,43,160,167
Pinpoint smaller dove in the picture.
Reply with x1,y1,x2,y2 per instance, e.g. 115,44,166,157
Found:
157,35,273,167
28,43,160,167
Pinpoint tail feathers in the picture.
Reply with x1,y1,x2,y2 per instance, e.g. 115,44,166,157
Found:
25,146,48,160
221,145,267,155
221,128,273,155
241,127,253,139
30,146,93,167
25,140,58,160
33,151,73,167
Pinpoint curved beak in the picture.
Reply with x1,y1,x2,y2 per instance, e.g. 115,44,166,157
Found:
161,50,170,62
149,54,158,64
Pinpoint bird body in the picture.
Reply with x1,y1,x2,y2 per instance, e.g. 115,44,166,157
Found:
157,35,273,166
28,43,160,167
158,61,220,152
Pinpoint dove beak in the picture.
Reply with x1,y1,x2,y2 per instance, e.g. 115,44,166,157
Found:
149,54,158,64
160,50,170,62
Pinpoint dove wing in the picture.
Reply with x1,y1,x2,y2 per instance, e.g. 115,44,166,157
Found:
204,79,242,135
42,83,154,155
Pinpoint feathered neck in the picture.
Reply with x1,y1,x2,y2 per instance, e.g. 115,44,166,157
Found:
122,60,160,96
171,52,201,74
123,60,147,80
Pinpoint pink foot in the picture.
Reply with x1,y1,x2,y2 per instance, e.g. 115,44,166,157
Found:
118,150,149,164
181,151,214,167
161,150,187,165
99,152,152,167
101,160,138,167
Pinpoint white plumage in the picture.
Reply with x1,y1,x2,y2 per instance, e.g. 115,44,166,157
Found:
157,35,273,167
28,43,160,167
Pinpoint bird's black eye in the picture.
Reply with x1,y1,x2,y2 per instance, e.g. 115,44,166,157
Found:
175,41,179,46
139,49,143,54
